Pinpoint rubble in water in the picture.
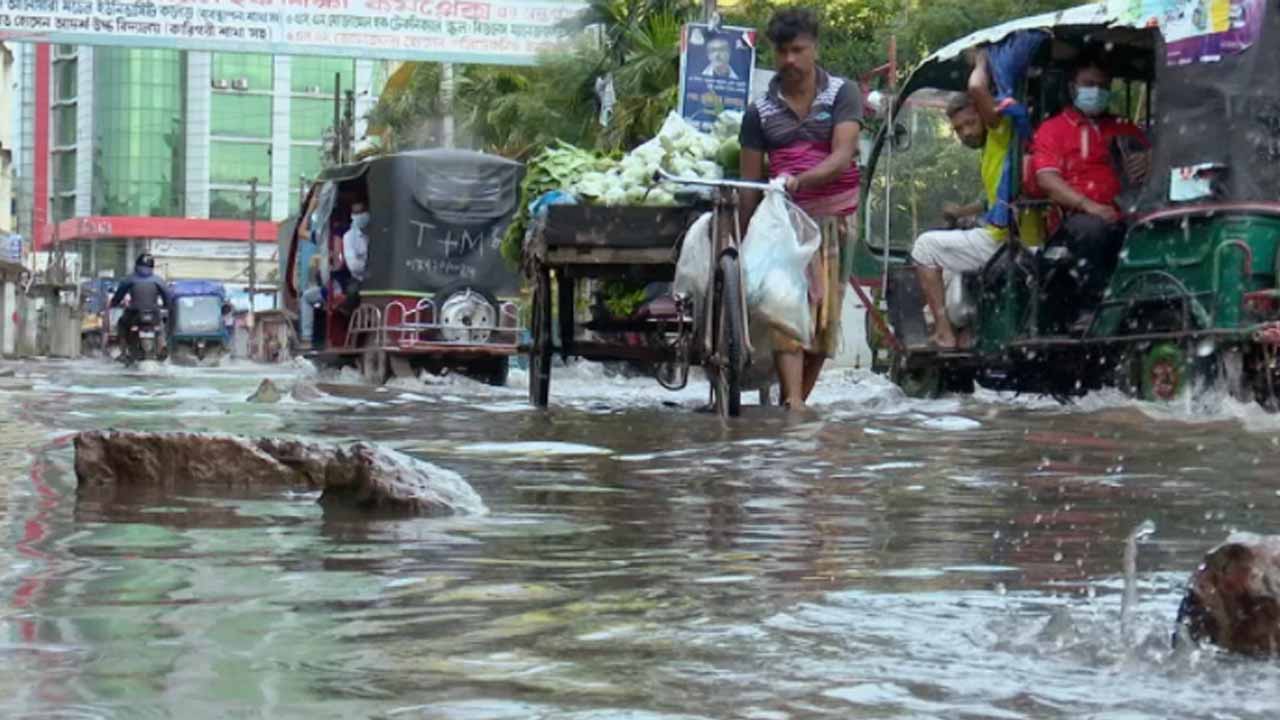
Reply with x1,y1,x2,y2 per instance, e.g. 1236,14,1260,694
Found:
246,379,284,403
1177,533,1280,655
72,430,487,516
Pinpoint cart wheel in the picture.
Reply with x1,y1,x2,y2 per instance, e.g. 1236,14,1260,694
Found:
483,357,511,387
360,348,388,385
528,269,553,407
890,353,944,399
713,254,744,417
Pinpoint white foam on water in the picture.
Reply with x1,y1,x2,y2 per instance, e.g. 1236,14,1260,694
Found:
920,416,982,431
451,441,613,457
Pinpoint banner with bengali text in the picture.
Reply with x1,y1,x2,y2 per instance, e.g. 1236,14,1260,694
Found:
0,0,584,65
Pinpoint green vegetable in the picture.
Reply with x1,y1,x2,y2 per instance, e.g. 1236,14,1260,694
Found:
716,137,741,178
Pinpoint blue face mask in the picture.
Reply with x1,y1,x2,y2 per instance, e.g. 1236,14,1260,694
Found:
1073,86,1111,116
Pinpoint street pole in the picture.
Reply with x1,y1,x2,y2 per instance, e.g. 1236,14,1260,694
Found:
332,72,342,164
441,63,455,148
248,176,258,327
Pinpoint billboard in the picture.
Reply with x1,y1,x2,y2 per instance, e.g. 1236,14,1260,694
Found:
0,0,584,65
1109,0,1264,65
677,22,756,132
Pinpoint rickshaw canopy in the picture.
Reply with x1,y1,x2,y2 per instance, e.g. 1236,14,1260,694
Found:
317,149,525,297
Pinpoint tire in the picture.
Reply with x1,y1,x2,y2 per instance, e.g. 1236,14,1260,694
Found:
434,283,502,344
479,357,510,387
1139,342,1187,402
528,270,552,407
713,254,744,417
890,353,944,399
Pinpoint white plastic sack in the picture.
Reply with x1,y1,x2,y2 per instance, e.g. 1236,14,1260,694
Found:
742,183,821,347
673,212,714,311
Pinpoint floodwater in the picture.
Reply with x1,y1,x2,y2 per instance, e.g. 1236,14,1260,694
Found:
2,358,1280,719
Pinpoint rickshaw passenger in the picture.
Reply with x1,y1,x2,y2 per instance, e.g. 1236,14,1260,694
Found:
333,200,370,311
910,49,1014,350
1030,51,1150,317
739,7,862,411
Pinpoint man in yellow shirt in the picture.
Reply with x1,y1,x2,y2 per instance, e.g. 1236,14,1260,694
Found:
910,50,1012,349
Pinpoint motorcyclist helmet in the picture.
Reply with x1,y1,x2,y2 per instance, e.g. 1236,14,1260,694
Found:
135,252,155,269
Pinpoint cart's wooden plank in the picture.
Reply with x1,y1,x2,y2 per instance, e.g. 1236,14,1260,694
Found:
544,205,703,249
545,248,676,265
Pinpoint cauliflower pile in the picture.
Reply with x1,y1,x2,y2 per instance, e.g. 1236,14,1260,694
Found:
571,110,744,207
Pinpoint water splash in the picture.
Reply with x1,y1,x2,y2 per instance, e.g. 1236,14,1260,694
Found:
1121,519,1157,645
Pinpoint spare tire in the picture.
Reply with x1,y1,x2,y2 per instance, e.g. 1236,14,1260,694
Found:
433,284,501,345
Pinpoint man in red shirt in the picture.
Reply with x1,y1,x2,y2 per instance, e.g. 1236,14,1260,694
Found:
1030,51,1150,327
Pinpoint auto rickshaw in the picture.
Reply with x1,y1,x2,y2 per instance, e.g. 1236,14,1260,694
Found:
855,1,1280,407
284,149,524,385
79,277,119,356
168,279,232,366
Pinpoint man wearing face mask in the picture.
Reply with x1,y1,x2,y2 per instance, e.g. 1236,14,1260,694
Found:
334,201,370,310
1030,51,1150,322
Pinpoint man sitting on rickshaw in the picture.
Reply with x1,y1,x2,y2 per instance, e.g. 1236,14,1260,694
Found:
910,49,1013,350
1029,50,1151,330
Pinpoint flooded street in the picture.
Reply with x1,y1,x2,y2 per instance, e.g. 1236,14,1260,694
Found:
2,359,1280,718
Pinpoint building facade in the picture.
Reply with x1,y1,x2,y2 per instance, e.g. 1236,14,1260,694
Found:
15,44,381,298
0,42,14,246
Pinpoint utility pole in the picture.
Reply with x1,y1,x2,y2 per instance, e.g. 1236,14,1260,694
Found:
441,63,455,149
332,72,342,164
248,176,258,326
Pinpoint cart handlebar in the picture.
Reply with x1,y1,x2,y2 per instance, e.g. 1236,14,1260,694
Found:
654,168,778,193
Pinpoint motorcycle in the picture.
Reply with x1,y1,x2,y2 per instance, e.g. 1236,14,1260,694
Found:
120,309,169,366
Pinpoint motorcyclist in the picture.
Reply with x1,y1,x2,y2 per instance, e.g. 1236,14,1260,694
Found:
109,253,173,356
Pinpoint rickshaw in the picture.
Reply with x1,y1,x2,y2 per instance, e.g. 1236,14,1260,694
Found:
856,1,1280,407
284,149,524,385
79,277,119,356
524,172,762,417
167,279,232,366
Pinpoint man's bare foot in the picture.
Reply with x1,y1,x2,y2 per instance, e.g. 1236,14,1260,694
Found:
928,331,959,350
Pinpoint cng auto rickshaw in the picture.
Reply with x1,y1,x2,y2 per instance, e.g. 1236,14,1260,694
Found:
284,149,524,385
856,1,1280,407
168,279,232,366
79,277,119,356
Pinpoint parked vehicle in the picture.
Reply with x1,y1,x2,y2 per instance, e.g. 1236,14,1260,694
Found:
79,278,120,356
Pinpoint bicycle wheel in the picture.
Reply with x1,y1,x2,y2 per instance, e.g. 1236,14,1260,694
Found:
715,253,745,417
528,268,553,407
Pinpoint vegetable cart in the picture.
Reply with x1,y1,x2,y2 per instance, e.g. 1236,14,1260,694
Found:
525,175,770,417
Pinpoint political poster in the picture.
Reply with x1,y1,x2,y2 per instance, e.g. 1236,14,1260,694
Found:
1108,0,1264,64
4,234,23,265
0,0,584,66
678,22,756,132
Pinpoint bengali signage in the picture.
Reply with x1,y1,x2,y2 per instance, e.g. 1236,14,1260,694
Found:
0,0,584,65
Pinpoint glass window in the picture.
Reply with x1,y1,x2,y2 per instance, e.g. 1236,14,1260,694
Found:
56,60,77,100
54,151,76,193
212,53,273,92
54,105,77,146
211,94,272,138
291,57,354,94
175,296,223,334
210,142,271,185
54,195,76,223
209,189,271,220
290,97,334,142
93,47,187,217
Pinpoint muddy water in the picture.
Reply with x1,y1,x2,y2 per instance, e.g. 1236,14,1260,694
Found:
2,359,1280,718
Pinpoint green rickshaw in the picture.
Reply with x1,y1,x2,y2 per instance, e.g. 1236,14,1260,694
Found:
855,1,1280,406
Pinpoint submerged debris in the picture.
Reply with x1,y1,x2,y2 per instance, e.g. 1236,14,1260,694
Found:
246,379,284,403
72,430,487,516
1176,533,1280,656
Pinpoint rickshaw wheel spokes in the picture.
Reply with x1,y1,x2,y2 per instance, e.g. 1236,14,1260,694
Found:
711,254,744,417
528,270,553,407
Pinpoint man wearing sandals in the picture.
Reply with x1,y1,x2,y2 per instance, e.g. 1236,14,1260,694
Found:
910,49,1012,350
739,8,862,411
